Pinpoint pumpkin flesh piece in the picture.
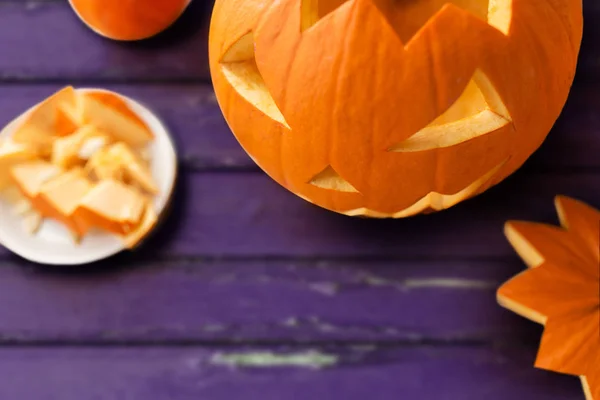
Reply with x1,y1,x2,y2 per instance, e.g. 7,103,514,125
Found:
1,87,159,247
0,143,36,190
10,161,62,200
85,142,158,194
73,179,146,236
11,87,79,156
52,125,110,169
79,92,154,147
107,143,158,195
123,201,158,249
36,169,93,237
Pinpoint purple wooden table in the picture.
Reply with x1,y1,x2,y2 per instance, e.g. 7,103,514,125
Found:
0,1,597,399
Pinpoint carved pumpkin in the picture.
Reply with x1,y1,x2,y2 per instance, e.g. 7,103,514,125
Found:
209,0,582,217
69,0,191,41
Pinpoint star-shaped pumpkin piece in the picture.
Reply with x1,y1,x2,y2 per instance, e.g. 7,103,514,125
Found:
498,196,599,400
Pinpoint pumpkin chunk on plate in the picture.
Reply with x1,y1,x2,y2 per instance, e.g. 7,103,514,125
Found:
0,85,177,265
74,179,147,236
36,168,94,238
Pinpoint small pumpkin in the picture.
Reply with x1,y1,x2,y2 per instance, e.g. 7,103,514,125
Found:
209,0,583,217
69,0,191,41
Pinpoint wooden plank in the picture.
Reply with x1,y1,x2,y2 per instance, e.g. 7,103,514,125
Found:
0,1,211,81
84,171,600,258
0,346,582,400
530,78,600,171
0,170,598,259
0,1,598,82
0,259,540,342
0,83,599,172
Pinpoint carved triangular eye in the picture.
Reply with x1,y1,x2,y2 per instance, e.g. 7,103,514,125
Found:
309,165,359,193
220,32,290,128
301,0,351,31
389,69,512,152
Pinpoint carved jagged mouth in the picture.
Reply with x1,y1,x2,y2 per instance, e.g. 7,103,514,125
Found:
341,158,508,218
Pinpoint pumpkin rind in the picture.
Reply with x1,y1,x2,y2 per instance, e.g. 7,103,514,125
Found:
498,196,600,400
209,0,583,217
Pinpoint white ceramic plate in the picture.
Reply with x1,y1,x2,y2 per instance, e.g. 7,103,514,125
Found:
0,88,178,266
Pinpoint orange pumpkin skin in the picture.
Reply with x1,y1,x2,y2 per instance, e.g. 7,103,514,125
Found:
209,0,583,217
498,196,600,400
69,0,190,41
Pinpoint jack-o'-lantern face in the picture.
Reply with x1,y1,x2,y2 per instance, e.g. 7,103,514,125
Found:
209,0,582,217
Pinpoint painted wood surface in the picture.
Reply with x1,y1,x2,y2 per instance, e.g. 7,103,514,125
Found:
0,259,542,342
0,347,583,400
0,170,597,259
0,1,597,82
0,0,595,399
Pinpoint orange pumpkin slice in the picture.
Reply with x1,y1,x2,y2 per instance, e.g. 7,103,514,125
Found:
0,141,36,190
69,0,191,41
87,142,157,194
85,146,123,182
11,87,79,156
123,200,158,249
1,86,163,250
74,179,146,236
36,168,94,237
0,185,44,235
11,161,62,200
78,92,154,147
51,125,111,169
10,161,62,233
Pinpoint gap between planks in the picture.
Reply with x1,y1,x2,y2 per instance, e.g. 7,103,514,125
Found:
0,253,542,265
0,338,535,348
